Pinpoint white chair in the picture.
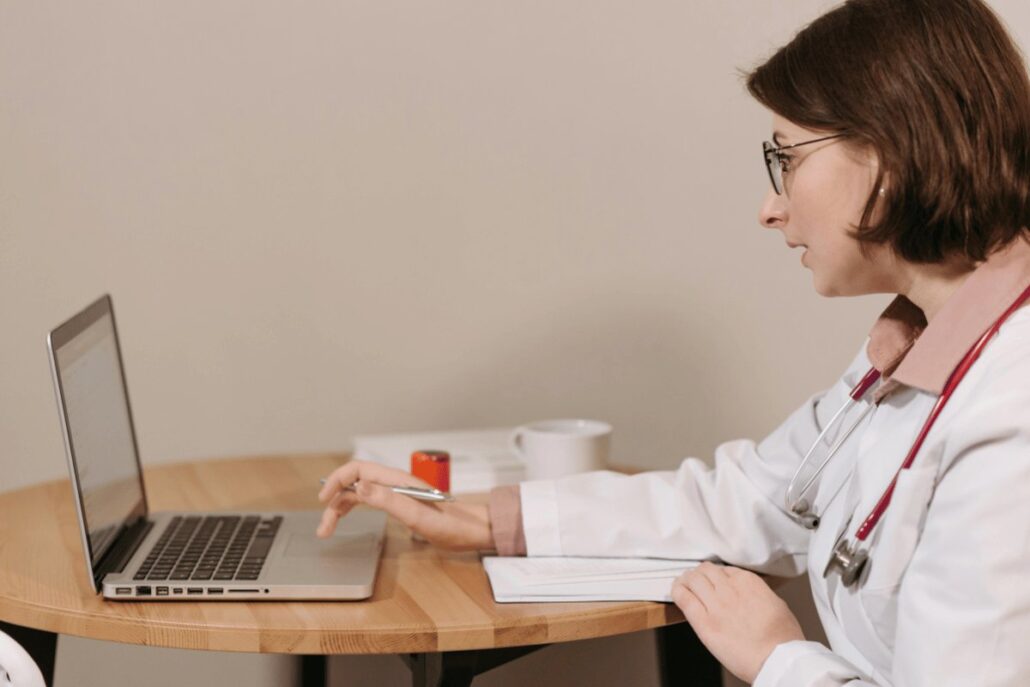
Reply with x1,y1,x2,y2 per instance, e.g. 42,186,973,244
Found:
0,630,45,687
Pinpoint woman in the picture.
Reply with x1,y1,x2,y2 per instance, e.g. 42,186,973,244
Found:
317,0,1030,684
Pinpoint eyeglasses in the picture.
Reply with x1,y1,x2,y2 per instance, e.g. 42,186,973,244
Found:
762,133,846,196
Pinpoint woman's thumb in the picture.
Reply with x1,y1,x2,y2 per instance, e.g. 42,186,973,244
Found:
355,480,372,498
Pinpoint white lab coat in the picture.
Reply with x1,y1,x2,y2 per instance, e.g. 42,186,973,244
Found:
518,305,1030,686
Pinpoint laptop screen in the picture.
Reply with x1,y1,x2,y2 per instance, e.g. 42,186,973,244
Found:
49,296,146,569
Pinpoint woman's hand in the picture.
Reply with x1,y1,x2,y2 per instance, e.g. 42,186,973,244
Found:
671,562,805,684
316,460,493,551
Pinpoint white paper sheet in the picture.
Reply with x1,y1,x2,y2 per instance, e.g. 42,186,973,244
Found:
482,556,701,603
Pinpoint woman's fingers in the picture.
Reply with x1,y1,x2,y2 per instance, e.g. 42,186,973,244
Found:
672,582,707,623
314,460,494,549
318,461,373,501
316,490,361,538
317,504,344,538
316,460,441,538
353,480,438,532
318,460,431,503
678,563,723,611
698,560,730,577
316,479,437,539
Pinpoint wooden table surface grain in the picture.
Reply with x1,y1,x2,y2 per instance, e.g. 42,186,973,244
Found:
0,454,684,654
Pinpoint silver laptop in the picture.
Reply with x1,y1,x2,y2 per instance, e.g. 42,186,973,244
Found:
47,294,386,601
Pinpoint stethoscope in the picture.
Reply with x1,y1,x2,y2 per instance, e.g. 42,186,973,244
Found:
785,283,1030,588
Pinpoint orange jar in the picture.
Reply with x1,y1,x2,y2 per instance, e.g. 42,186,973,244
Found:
410,450,450,493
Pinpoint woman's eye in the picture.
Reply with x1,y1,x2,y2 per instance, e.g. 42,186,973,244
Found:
777,153,794,173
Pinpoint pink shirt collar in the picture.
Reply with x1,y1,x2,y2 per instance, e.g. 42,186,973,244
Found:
867,236,1030,399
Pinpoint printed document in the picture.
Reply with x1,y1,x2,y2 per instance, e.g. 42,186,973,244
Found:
483,556,701,603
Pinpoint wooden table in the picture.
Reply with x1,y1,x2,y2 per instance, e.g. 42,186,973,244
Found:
0,454,720,687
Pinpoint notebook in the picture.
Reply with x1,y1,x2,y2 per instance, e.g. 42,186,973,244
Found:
482,556,701,603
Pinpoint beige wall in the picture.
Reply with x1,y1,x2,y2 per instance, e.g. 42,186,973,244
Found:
3,2,1027,686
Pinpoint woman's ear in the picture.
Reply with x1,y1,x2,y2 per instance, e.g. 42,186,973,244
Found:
873,163,889,200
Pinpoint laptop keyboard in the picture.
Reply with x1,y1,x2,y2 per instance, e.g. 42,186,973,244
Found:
133,515,282,582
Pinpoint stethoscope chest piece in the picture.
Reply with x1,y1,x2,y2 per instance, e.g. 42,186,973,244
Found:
824,538,869,588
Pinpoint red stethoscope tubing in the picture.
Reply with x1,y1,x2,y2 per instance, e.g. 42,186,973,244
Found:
849,366,882,402
852,282,1030,542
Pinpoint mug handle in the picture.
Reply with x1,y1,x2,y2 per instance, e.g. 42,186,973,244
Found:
509,427,525,457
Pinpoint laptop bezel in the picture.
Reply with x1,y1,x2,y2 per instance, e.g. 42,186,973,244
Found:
47,294,150,592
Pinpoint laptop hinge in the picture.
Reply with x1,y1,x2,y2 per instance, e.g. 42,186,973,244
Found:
93,517,154,590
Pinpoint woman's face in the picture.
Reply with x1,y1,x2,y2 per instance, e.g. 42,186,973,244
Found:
758,114,901,297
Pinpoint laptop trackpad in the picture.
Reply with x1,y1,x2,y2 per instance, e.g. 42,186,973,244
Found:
264,510,386,588
283,531,379,560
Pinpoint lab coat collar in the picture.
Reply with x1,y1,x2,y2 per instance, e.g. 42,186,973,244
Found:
867,235,1030,399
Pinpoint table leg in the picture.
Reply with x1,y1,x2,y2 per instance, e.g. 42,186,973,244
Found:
408,652,475,687
0,621,58,687
402,644,546,687
299,654,327,687
655,621,722,687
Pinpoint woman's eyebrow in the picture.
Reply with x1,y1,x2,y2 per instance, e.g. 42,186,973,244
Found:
772,131,787,146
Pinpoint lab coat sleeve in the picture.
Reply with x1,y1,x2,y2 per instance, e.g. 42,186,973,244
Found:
753,641,875,687
519,344,875,576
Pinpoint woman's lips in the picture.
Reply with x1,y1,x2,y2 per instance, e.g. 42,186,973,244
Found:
785,241,809,265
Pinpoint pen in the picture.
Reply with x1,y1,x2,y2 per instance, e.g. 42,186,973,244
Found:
319,478,455,502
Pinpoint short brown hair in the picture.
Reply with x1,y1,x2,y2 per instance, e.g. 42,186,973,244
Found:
746,0,1030,264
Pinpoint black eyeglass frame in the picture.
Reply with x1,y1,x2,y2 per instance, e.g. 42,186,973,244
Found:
762,133,847,195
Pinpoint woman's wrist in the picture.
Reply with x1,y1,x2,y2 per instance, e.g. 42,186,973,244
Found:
487,486,527,555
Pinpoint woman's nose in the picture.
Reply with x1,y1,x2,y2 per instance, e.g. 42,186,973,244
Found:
758,189,787,229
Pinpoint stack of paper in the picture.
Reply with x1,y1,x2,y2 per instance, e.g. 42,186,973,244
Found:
482,556,701,603
352,428,526,494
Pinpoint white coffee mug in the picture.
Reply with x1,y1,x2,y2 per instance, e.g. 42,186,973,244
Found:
510,419,611,480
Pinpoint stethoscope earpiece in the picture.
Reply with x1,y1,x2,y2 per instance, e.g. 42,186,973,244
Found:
791,500,820,529
791,500,824,531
